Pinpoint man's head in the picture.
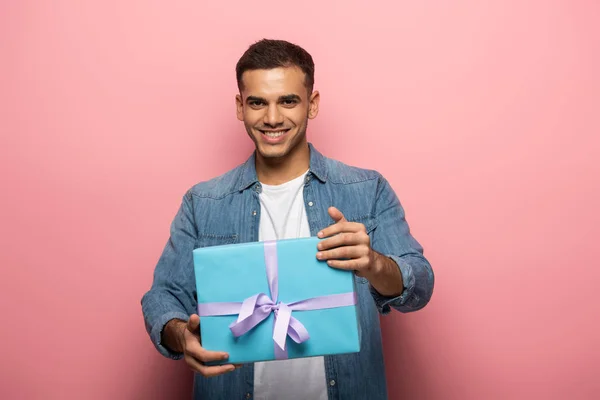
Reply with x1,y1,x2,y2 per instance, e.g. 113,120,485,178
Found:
235,39,320,162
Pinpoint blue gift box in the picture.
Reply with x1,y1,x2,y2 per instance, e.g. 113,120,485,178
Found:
192,236,361,364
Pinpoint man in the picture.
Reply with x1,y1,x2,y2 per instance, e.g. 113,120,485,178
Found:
142,39,434,400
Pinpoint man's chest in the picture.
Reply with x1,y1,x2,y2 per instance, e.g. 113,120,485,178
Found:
191,182,378,248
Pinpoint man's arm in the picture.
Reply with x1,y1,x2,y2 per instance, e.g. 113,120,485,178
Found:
366,176,434,313
141,190,198,359
162,319,187,353
317,176,434,314
363,251,404,297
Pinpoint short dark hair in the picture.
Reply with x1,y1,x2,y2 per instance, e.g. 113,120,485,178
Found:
236,39,315,93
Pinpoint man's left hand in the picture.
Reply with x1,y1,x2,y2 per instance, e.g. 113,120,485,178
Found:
316,206,404,297
316,206,378,278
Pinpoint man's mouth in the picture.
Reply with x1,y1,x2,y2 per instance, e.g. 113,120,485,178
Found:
259,129,290,139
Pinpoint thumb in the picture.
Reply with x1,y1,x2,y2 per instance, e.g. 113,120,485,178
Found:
187,314,200,333
328,206,346,223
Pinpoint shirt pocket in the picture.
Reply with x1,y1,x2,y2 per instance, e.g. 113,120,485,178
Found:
346,215,378,284
194,233,239,248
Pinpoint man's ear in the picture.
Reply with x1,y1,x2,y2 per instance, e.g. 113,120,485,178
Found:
236,94,244,121
308,90,320,119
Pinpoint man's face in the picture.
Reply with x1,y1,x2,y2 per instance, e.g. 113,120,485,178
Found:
236,66,319,161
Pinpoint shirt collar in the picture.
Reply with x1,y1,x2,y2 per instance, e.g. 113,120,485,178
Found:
236,142,328,192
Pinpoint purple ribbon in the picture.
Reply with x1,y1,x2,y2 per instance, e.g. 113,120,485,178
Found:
198,240,356,359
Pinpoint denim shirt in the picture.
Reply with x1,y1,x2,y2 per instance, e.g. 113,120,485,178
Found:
141,143,434,400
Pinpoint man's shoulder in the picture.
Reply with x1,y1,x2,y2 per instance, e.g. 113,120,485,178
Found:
322,155,383,185
186,163,246,200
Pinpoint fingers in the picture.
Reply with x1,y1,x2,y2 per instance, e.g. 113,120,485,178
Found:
184,354,236,377
318,232,367,251
318,207,367,239
185,336,229,364
325,258,366,272
318,221,365,239
327,206,346,223
317,229,370,262
187,314,200,333
317,243,369,262
183,332,236,377
314,210,372,275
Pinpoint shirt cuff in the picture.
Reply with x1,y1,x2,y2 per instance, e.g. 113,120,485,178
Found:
369,254,416,314
150,311,190,360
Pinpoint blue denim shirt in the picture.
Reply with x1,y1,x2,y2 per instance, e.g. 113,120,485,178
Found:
141,143,434,399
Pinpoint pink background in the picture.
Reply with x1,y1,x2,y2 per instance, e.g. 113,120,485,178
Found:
1,1,599,399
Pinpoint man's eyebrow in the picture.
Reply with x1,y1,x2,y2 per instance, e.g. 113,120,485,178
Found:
246,96,266,103
279,94,301,102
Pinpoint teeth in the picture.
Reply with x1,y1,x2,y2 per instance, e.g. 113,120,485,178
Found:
263,130,287,138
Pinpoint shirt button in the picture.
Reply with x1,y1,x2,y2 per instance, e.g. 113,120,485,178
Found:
245,393,251,399
308,202,314,207
252,211,257,216
329,380,336,386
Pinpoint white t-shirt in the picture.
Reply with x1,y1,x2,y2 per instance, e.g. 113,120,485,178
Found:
253,170,328,400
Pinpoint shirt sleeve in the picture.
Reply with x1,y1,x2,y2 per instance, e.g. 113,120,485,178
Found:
368,176,435,314
141,190,198,359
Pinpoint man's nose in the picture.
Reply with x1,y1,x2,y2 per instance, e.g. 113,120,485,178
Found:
264,104,284,127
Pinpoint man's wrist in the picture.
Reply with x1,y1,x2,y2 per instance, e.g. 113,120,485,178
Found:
163,318,187,353
364,251,385,281
365,251,404,297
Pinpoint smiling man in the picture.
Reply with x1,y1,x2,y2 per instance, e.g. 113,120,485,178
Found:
142,39,434,400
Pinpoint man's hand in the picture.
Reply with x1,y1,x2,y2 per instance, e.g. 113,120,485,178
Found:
164,315,238,377
316,207,404,297
316,207,376,277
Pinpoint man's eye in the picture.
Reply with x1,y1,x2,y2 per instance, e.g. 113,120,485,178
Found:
250,101,264,107
282,100,297,105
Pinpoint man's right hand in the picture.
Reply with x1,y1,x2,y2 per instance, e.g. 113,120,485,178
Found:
166,314,237,377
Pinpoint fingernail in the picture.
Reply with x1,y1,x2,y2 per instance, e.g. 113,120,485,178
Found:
318,231,323,237
316,252,322,259
222,354,229,360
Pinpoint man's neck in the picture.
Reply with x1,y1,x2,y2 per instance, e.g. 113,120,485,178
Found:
256,143,310,185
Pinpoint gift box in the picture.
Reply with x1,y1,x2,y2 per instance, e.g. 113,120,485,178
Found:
192,237,361,364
